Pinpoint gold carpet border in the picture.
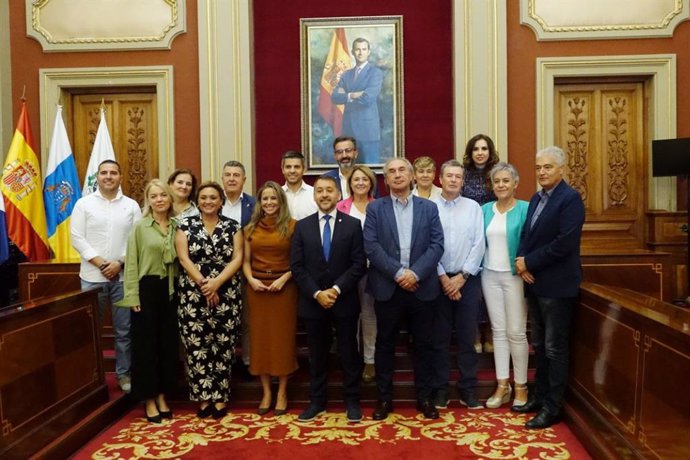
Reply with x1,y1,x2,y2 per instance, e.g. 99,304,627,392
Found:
91,411,573,459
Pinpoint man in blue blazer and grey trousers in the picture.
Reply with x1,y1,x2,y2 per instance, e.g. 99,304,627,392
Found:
363,158,445,420
514,146,585,429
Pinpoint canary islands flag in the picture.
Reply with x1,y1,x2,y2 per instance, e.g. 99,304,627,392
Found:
0,101,50,261
44,105,81,260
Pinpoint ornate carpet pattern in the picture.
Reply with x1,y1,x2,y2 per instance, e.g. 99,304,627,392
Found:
77,407,589,459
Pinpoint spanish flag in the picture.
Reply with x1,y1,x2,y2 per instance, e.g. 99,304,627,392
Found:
317,28,352,137
1,101,50,261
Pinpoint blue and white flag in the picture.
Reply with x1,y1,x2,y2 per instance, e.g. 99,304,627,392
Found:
44,105,81,259
0,196,8,264
82,107,116,195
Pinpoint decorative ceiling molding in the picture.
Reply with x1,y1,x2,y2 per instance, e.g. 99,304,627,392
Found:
26,0,186,52
521,0,690,40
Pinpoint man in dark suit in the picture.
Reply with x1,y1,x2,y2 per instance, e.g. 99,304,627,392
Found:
221,160,255,227
220,160,255,379
331,37,384,164
363,158,445,420
291,175,367,422
514,146,585,429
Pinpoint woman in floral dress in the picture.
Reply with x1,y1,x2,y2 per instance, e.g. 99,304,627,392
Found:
175,181,244,419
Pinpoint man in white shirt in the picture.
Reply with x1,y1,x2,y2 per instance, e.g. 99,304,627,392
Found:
431,159,486,411
281,150,317,220
71,160,142,393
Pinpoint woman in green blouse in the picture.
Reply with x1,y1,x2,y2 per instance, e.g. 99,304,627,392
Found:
118,179,179,423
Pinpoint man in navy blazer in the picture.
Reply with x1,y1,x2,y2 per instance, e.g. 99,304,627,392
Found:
514,146,585,429
220,160,256,379
363,158,445,420
221,160,256,227
331,37,384,164
291,175,367,423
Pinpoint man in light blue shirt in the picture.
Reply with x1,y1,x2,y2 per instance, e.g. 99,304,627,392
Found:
431,159,485,410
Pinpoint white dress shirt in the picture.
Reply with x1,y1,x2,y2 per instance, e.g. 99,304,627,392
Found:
283,181,317,220
71,189,142,282
221,192,245,223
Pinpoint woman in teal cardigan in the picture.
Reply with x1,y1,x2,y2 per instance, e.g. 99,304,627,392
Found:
118,179,179,423
481,162,530,409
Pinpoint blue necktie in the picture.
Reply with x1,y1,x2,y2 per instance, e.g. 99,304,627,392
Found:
322,215,332,261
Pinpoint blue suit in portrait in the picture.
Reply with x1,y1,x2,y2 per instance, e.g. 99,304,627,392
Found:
363,195,444,403
331,62,384,164
517,179,585,418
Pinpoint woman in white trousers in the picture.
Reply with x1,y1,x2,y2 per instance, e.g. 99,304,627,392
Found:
481,162,530,408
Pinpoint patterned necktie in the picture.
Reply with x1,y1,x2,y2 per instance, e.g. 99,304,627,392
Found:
322,215,332,261
354,66,362,81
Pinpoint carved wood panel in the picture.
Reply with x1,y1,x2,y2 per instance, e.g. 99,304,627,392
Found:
555,81,646,250
68,91,158,206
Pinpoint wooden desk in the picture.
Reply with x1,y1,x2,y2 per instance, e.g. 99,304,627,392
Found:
0,289,107,459
567,283,690,459
17,259,81,302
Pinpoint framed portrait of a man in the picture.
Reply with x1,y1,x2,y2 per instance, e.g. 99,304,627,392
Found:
300,16,404,171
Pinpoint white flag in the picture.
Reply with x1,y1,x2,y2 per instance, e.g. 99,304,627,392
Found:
82,107,116,196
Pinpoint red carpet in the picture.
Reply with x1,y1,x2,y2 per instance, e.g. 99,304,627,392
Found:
73,404,591,459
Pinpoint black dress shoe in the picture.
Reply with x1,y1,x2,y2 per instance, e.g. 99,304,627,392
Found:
372,400,393,420
416,399,439,420
146,413,162,423
298,404,326,421
525,409,560,429
197,405,214,418
212,406,228,420
511,398,542,413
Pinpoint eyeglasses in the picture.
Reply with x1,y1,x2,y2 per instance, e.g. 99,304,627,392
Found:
334,147,355,155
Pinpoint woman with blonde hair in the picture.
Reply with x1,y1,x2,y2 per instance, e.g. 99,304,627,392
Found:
118,179,179,423
412,156,442,200
243,181,298,415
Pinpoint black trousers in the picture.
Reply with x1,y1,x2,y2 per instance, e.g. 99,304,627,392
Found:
303,313,361,405
374,287,435,401
130,276,179,401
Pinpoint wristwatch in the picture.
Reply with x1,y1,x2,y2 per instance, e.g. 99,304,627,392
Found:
461,271,471,280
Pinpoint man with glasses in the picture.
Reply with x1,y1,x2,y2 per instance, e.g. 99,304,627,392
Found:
325,136,379,199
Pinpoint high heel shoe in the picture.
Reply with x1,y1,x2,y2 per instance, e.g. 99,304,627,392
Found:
512,383,528,408
197,404,213,418
485,383,512,409
274,394,288,416
159,409,173,419
212,404,228,420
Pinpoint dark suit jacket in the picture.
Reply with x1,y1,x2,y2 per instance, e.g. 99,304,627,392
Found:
290,211,367,319
363,195,444,302
240,193,255,227
517,180,585,298
330,63,384,142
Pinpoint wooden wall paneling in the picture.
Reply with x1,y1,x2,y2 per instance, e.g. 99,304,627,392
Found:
555,80,647,251
646,210,688,300
70,91,157,205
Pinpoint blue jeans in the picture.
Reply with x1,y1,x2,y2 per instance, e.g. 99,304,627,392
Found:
432,275,482,395
526,293,575,416
81,279,130,379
